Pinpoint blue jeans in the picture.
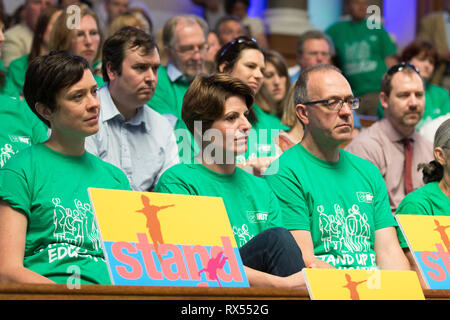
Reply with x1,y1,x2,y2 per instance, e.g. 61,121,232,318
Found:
238,227,305,277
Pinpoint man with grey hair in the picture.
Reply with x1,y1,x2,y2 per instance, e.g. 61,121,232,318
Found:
147,14,208,124
288,29,335,84
147,14,209,162
265,64,410,271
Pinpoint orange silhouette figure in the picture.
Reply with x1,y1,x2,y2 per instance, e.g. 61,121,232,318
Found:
433,219,450,252
198,251,228,287
343,273,366,300
136,194,174,260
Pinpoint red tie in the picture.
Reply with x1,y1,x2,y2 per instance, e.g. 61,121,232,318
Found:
402,138,414,195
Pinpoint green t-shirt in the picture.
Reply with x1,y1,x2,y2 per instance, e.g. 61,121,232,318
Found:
0,94,48,168
0,144,131,284
326,19,397,96
154,163,284,247
396,181,450,248
2,54,28,98
237,104,289,163
264,144,397,270
147,65,190,119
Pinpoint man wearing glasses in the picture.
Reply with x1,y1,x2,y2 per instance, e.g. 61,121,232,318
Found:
147,14,208,126
146,14,209,162
346,62,433,213
265,64,410,271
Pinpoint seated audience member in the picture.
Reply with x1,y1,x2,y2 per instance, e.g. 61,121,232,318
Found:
85,27,179,191
98,0,129,31
288,30,361,137
215,15,245,46
2,0,56,68
397,118,450,216
0,51,131,284
377,40,450,130
155,73,306,288
274,84,303,155
146,14,209,162
215,36,288,175
396,118,450,288
419,114,450,143
225,0,268,49
255,50,291,119
325,0,398,117
346,63,434,213
49,4,105,87
2,6,61,98
265,64,410,271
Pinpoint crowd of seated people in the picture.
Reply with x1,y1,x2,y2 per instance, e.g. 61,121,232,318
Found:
0,0,448,290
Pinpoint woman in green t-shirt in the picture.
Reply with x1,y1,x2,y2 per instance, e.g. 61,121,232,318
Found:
0,52,131,285
215,36,289,175
397,118,450,215
155,73,306,288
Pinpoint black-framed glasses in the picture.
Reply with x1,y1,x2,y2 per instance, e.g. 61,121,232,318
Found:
219,36,257,57
304,97,360,112
387,62,420,76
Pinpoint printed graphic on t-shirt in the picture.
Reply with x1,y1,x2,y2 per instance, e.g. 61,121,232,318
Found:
1,136,31,167
233,223,254,247
319,204,371,253
52,198,102,251
344,41,377,75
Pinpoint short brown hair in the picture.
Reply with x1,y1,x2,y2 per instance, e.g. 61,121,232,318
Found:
401,40,438,66
182,73,254,137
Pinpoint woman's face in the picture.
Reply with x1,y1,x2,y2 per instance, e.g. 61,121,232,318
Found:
49,69,100,139
263,62,287,102
70,15,100,65
410,53,434,81
208,95,252,156
227,48,265,94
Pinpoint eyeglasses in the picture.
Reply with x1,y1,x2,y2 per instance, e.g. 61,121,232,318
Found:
174,43,208,56
304,97,360,112
387,62,420,76
219,36,257,57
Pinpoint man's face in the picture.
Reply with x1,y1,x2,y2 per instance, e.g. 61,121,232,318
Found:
108,47,160,109
381,71,425,131
348,0,368,21
25,0,55,30
218,20,244,46
106,0,129,22
169,21,207,82
297,38,331,69
298,69,355,145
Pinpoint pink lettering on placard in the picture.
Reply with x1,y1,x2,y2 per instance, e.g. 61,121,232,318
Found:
111,241,143,280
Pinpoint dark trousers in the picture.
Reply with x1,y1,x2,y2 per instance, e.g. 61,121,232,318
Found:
239,227,305,277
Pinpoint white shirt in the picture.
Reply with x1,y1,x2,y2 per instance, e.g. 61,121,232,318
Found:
85,85,179,191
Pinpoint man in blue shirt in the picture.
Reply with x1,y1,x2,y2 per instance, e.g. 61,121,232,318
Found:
85,27,179,191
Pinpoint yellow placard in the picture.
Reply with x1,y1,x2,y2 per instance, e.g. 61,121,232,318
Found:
304,269,424,300
88,188,236,247
396,215,450,252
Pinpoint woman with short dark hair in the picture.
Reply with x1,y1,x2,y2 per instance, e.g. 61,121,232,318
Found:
155,73,306,288
0,51,131,284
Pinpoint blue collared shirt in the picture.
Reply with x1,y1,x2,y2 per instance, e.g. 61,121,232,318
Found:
85,86,179,191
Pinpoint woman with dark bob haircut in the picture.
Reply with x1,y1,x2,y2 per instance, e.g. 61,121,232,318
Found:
155,73,306,288
215,36,289,176
0,51,131,285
